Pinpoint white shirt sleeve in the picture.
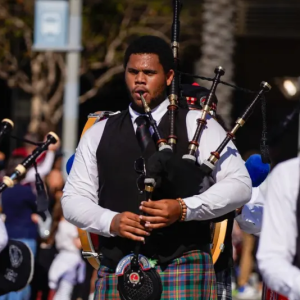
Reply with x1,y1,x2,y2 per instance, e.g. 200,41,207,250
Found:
184,111,252,221
0,217,8,253
256,158,300,300
235,186,264,235
61,119,118,237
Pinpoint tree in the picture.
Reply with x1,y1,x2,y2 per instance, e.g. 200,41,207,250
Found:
0,0,202,134
0,1,65,133
195,0,237,128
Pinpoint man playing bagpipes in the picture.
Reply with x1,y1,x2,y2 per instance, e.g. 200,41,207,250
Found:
61,35,252,300
256,157,300,300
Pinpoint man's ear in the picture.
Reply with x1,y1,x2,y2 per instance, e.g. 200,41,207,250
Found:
166,70,175,86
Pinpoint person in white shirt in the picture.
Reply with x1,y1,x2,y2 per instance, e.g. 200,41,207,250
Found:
236,184,264,236
257,157,300,300
48,201,85,300
62,35,251,299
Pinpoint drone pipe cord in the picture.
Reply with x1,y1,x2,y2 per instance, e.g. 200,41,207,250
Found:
179,71,257,95
0,132,59,193
201,81,272,173
9,135,42,146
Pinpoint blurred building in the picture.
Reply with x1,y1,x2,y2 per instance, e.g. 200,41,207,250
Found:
234,0,300,163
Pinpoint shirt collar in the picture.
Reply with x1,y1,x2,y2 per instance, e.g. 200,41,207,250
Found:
129,98,169,124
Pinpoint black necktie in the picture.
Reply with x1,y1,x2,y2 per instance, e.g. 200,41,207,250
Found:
135,116,152,153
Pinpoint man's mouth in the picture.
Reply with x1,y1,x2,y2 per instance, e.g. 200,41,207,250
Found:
134,90,148,99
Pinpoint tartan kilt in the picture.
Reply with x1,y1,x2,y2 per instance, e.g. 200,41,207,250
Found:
94,250,217,300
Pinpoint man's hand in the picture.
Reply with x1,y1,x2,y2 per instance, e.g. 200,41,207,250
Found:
110,212,151,242
139,199,181,229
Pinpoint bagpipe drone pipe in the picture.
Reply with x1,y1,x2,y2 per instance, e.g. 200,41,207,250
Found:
0,131,59,196
0,119,14,145
0,124,60,294
143,70,271,204
132,0,271,206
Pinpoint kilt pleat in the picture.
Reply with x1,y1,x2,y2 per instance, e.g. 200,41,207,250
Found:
94,250,217,300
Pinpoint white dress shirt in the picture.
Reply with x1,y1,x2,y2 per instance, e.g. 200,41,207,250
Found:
55,219,81,255
257,157,300,300
62,99,251,237
235,186,264,236
48,219,83,290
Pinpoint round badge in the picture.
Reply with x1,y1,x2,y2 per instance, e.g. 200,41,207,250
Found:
9,245,23,268
129,272,140,284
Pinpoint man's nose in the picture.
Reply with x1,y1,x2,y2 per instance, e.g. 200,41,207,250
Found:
135,71,146,84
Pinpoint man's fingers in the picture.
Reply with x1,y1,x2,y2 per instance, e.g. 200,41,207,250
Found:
123,232,145,242
126,212,143,222
143,223,166,229
140,201,163,209
140,206,163,216
123,217,151,231
139,215,167,224
123,225,150,237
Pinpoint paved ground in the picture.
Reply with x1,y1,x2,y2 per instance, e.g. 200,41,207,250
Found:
233,296,261,300
232,290,262,300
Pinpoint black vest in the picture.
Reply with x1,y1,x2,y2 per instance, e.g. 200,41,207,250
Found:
96,108,211,264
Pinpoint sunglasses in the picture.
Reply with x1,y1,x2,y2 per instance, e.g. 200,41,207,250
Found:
134,157,146,193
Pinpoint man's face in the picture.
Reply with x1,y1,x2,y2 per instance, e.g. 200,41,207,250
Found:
125,53,174,111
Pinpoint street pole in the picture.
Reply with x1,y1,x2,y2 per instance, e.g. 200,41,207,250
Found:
62,0,82,179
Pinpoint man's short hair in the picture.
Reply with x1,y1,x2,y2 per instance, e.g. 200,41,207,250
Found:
124,35,174,74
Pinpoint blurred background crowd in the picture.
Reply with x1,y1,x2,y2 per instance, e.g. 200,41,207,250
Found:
1,0,300,299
